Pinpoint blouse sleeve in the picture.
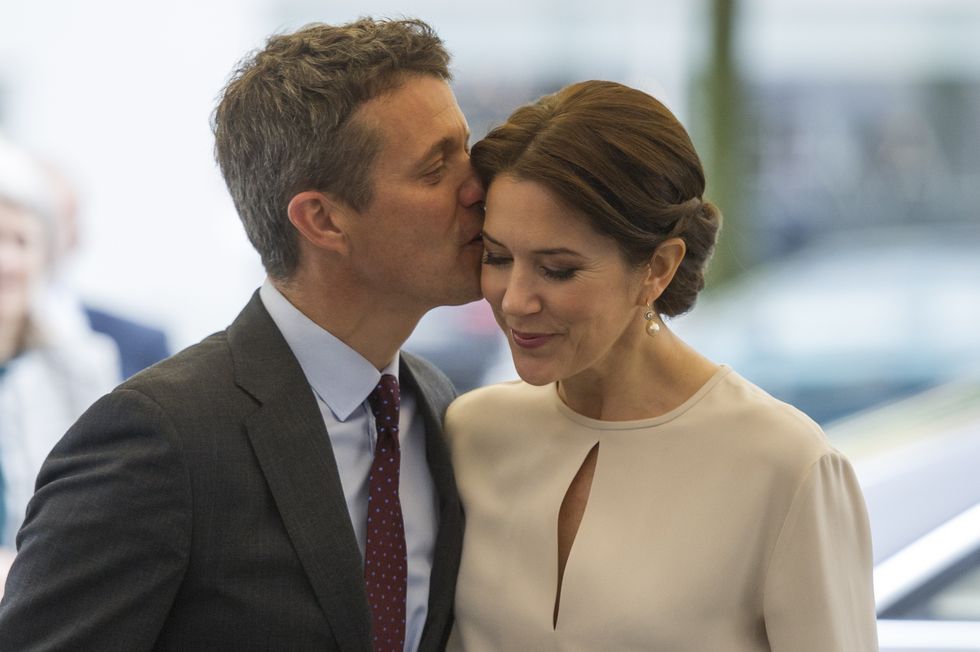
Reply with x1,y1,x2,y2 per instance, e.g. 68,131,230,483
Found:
762,452,879,651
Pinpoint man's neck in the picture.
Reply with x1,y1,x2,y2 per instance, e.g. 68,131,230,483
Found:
272,276,424,372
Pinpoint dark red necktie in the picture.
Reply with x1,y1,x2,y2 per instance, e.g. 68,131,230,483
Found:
365,374,407,652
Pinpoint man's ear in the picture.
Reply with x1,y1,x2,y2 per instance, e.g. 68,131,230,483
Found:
639,237,687,305
287,190,352,256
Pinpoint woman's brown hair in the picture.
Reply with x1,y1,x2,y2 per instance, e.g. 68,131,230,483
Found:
471,80,722,317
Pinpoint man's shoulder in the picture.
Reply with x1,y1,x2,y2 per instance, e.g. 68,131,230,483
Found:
402,350,452,387
116,292,276,402
401,351,456,413
126,328,227,377
115,330,235,408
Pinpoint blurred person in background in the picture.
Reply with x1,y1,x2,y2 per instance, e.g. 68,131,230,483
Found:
43,163,171,379
446,81,877,651
0,136,120,578
0,17,480,651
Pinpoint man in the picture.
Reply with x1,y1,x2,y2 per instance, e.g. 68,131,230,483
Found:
0,17,484,651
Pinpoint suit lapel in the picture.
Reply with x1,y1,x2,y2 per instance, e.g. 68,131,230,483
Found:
229,293,372,652
401,355,464,652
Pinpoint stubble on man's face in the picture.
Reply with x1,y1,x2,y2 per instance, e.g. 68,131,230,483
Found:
344,75,485,313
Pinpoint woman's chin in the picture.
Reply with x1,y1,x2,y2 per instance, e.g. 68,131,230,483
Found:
513,362,559,387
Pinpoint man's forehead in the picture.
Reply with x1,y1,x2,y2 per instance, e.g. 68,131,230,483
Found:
357,76,456,123
358,78,468,165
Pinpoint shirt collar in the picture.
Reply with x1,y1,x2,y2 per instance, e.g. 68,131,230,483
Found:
259,280,400,420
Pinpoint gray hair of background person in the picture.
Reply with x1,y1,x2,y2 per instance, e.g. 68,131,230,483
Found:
471,80,723,317
0,136,58,261
212,18,452,280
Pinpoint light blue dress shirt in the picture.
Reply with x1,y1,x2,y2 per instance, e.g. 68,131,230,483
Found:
260,281,438,652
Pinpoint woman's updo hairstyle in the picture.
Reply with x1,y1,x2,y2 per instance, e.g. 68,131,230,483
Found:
471,80,722,317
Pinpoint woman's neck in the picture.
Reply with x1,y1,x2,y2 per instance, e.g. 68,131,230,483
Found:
557,327,720,421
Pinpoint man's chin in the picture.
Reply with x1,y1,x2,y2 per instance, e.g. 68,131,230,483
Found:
451,264,484,305
441,284,484,307
425,258,483,307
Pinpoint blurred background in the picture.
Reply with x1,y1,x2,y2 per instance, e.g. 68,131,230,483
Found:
2,0,979,643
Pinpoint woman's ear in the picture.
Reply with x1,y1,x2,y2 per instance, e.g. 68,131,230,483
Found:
287,190,351,256
639,237,686,305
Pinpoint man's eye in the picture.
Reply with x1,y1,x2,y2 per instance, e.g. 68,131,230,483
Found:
424,163,447,181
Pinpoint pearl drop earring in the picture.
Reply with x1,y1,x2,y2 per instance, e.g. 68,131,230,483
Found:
643,303,661,336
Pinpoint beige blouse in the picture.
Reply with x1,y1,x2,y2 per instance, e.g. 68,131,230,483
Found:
445,367,877,651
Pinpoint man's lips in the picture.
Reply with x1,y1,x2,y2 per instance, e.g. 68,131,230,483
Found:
510,329,554,349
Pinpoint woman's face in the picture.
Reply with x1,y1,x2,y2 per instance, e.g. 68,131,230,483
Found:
481,176,649,386
0,202,45,325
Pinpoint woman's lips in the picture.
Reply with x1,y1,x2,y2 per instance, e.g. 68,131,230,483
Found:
511,329,554,349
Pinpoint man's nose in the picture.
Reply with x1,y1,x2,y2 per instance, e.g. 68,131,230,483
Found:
458,162,485,209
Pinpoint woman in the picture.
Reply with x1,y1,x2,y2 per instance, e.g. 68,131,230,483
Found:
445,81,877,651
0,138,120,553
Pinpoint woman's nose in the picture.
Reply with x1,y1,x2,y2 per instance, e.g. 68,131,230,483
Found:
500,272,541,317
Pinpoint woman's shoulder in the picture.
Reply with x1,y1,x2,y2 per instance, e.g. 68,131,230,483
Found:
706,369,841,468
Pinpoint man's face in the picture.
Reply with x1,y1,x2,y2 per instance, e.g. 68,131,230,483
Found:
342,75,485,313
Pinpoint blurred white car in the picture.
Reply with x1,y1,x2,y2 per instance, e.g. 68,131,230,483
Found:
875,501,980,651
671,226,980,424
831,379,980,650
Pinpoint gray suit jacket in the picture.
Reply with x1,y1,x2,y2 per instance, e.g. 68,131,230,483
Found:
0,292,464,651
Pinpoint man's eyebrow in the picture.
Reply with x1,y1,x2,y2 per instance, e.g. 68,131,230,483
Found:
482,231,506,247
414,132,471,170
482,231,584,257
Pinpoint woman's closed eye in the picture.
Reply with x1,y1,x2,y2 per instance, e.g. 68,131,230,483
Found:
483,251,578,281
541,266,577,281
482,251,511,266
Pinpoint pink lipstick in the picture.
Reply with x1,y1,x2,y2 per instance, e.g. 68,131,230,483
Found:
511,329,553,349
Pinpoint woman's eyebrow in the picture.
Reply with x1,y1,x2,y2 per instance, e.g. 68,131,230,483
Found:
482,230,584,257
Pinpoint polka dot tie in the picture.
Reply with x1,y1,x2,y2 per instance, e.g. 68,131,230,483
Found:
365,374,407,652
